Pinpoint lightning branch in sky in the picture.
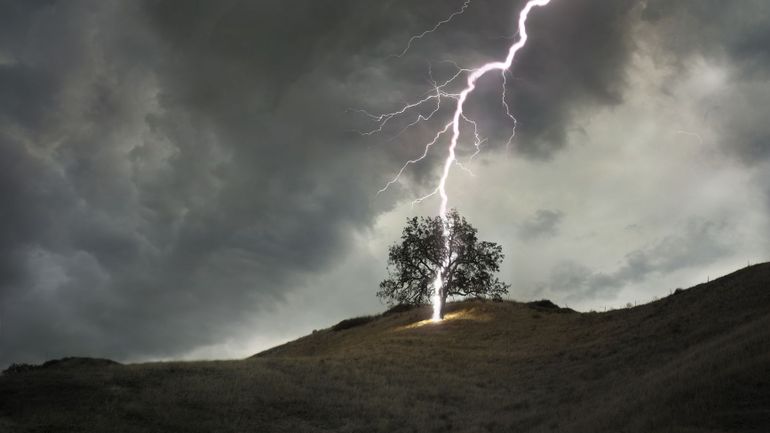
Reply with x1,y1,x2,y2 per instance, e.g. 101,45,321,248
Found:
391,0,472,59
362,0,553,321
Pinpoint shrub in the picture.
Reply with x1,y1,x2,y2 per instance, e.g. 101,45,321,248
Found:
527,299,560,310
40,357,118,369
2,363,37,375
383,304,415,316
332,315,376,332
527,299,575,314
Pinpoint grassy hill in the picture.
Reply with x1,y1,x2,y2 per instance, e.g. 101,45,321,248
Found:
1,263,769,432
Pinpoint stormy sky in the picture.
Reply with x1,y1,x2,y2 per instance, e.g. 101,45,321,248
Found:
1,0,769,367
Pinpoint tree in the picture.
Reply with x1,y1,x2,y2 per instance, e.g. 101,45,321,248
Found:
378,210,510,319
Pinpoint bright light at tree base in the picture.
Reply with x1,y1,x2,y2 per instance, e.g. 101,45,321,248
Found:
432,276,443,321
431,298,442,322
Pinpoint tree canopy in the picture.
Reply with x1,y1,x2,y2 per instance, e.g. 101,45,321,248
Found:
378,210,509,318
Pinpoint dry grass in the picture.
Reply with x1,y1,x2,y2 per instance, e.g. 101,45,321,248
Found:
1,264,769,432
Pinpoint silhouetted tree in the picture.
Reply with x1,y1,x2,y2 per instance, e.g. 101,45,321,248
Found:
378,210,509,318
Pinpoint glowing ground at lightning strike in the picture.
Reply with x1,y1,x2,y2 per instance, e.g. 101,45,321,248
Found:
364,0,553,322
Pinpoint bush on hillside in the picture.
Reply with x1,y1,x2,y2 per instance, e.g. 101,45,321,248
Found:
528,299,560,310
40,357,118,369
332,315,376,332
2,363,37,375
383,304,415,315
527,299,575,313
2,357,119,375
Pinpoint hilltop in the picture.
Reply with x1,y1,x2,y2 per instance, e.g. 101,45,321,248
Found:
1,263,769,432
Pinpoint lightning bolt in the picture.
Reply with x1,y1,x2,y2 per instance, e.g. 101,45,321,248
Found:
363,0,553,321
674,129,705,145
391,0,472,59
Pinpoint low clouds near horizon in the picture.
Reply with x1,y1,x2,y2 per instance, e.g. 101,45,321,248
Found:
1,0,769,367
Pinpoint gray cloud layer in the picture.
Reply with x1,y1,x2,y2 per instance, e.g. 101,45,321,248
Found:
543,219,732,301
517,209,564,240
0,0,768,366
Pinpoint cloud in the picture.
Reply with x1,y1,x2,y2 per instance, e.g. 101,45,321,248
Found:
638,0,770,166
0,0,392,365
517,209,564,240
542,220,732,301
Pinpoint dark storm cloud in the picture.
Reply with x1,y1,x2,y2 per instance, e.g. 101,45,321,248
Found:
1,0,769,366
0,0,426,365
517,209,563,240
0,0,384,365
641,0,770,67
640,0,770,165
543,220,732,300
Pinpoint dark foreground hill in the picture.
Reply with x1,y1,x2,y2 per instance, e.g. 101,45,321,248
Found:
2,264,769,432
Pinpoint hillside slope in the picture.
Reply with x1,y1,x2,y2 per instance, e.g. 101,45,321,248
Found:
2,263,769,432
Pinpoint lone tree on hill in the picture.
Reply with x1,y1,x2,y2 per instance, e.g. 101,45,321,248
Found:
378,210,510,318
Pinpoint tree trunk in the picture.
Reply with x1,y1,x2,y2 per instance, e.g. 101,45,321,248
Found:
439,288,448,319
